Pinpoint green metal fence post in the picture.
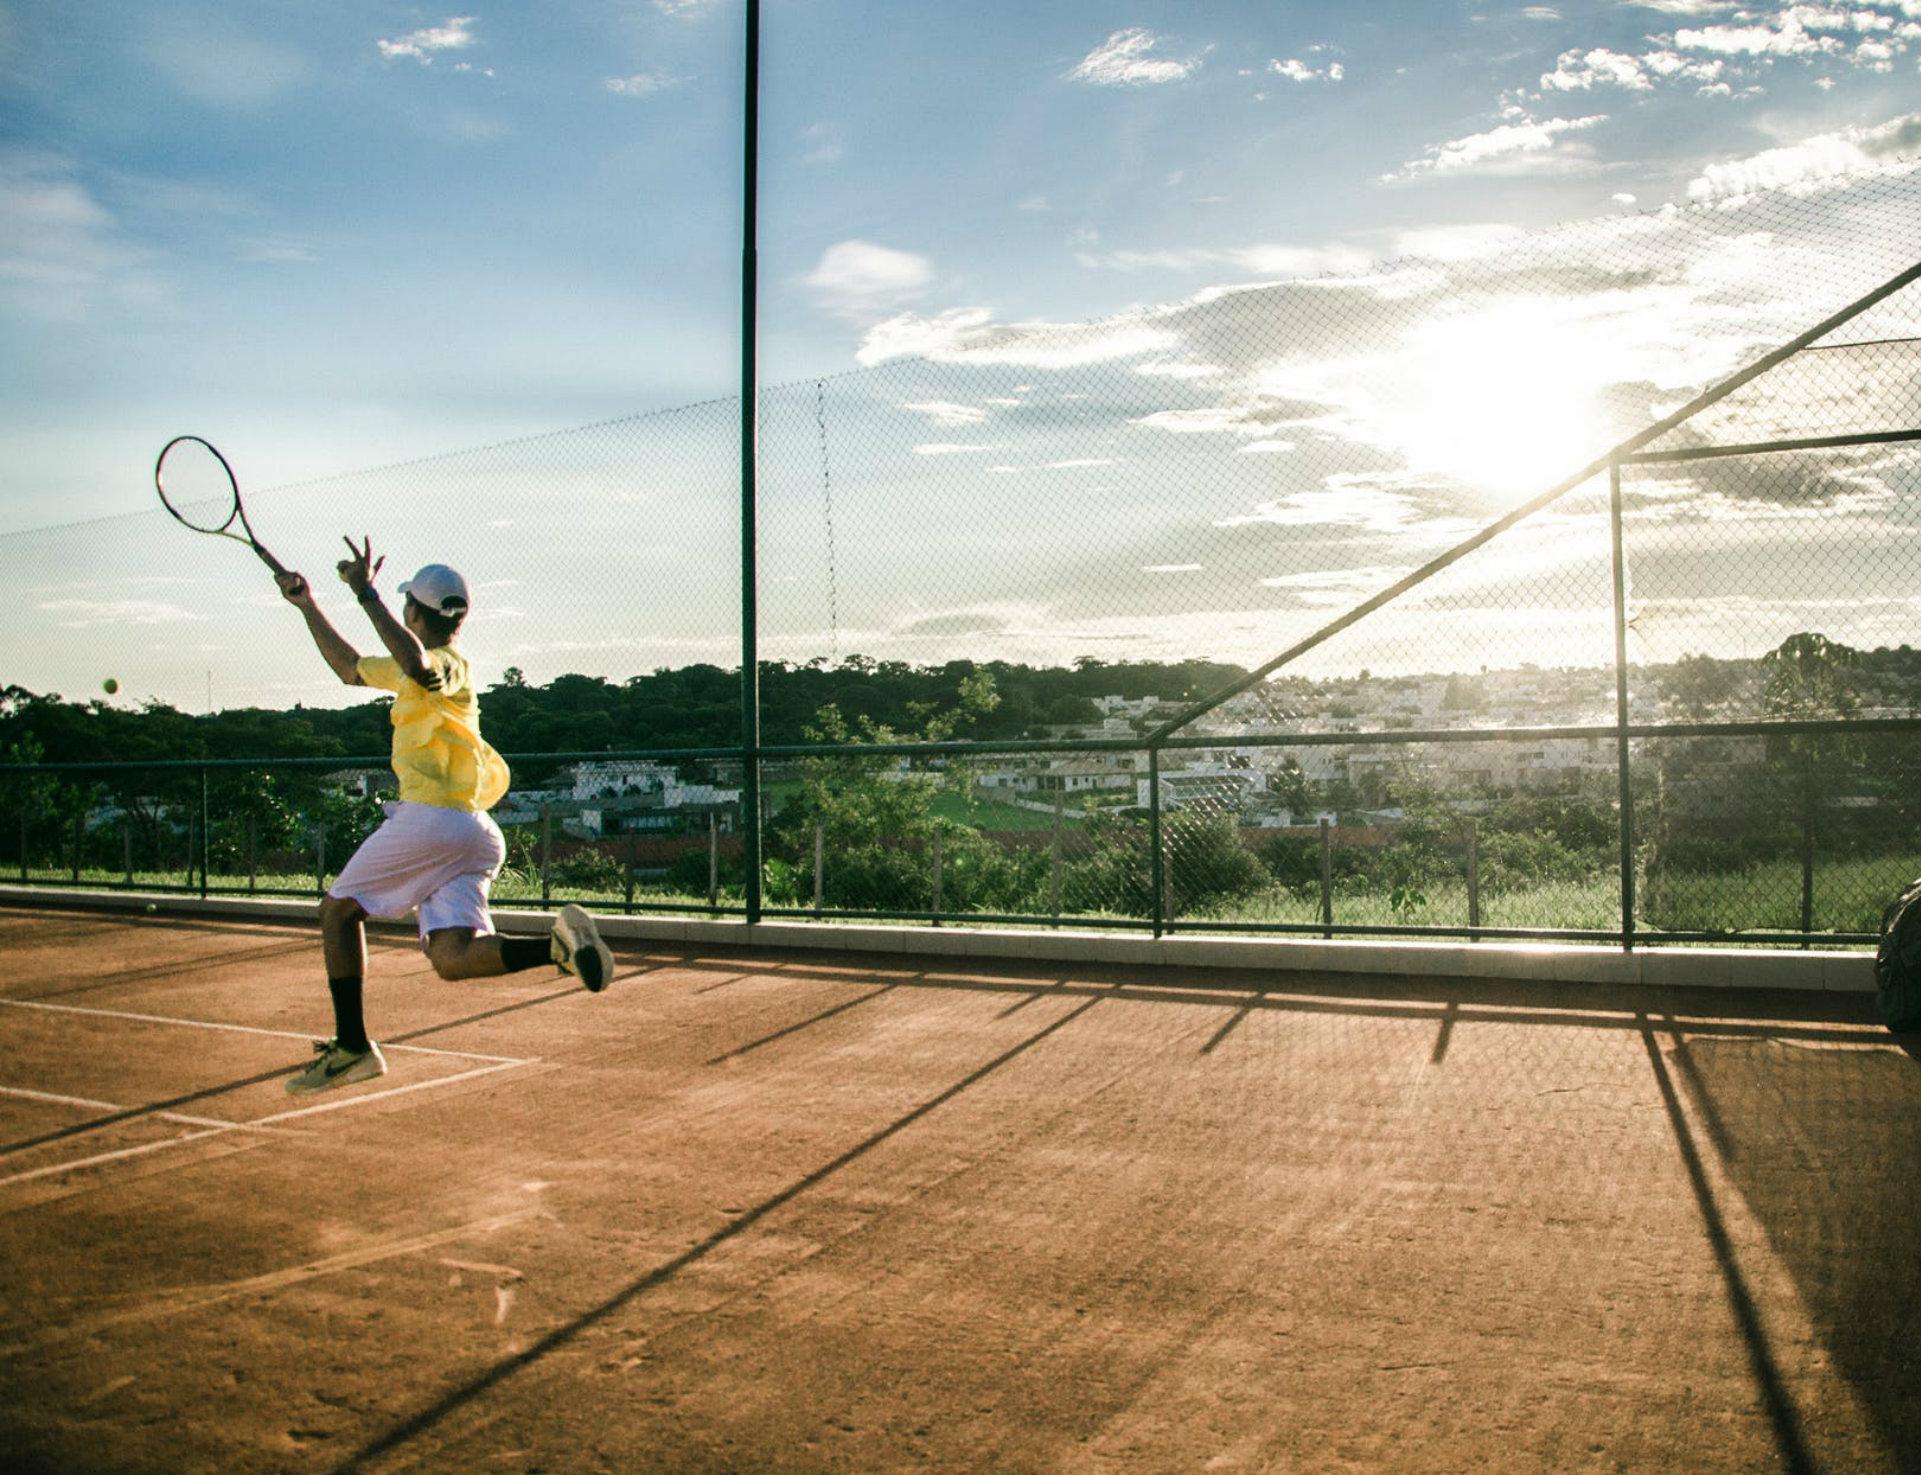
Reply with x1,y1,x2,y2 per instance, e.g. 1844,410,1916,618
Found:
1149,748,1165,939
1800,761,1817,946
930,826,943,925
812,819,824,914
540,805,552,907
199,767,210,899
625,824,637,913
738,0,763,926
1049,792,1064,926
1319,818,1333,939
1608,464,1636,951
1466,822,1480,938
707,810,719,909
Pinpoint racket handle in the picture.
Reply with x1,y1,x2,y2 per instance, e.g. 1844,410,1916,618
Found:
252,542,289,577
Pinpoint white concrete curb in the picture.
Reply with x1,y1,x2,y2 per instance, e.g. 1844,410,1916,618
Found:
0,884,1875,994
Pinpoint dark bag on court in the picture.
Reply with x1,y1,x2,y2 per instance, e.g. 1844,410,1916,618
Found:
1874,876,1921,1032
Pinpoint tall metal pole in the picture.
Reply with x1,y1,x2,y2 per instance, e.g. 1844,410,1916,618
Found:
1148,748,1165,939
1608,466,1635,950
739,0,763,924
199,766,210,900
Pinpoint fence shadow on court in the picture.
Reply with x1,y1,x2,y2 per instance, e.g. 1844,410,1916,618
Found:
1672,1031,1921,1470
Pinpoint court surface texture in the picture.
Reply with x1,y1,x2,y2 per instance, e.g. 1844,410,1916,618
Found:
1,903,1916,1474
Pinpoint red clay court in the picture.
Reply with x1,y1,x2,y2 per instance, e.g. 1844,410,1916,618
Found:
1,902,1917,1474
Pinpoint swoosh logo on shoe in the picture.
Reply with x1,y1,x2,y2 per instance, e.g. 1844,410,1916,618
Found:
323,1054,365,1078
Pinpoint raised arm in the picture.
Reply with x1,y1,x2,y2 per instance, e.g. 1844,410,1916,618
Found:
338,535,439,688
276,571,364,686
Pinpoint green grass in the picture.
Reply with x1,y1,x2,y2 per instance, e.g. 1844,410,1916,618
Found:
928,791,1088,832
1641,853,1917,936
22,849,1906,944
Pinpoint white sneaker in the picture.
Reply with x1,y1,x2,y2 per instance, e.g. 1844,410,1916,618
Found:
552,904,614,993
286,1038,387,1095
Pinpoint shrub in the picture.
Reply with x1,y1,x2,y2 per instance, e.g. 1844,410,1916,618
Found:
552,846,625,893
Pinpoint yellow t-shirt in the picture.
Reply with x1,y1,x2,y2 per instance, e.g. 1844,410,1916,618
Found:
357,648,511,811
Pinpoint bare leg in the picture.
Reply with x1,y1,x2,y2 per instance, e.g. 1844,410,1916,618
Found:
424,926,546,981
320,894,368,977
317,894,372,1052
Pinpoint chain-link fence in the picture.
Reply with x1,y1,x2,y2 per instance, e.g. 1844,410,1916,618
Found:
4,165,1921,944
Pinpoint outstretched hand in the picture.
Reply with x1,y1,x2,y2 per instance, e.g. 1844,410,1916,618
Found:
275,570,313,607
337,535,384,596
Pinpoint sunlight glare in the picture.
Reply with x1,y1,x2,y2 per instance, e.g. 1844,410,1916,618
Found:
1387,297,1613,500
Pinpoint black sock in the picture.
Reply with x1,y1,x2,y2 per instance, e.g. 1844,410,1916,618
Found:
328,976,370,1053
498,936,550,973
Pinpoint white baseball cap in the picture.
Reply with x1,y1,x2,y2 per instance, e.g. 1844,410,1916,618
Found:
397,564,471,616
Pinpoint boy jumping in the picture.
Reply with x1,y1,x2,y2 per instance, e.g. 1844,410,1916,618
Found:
275,536,612,1094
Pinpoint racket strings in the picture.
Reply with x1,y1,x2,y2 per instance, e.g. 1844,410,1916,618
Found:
156,437,245,535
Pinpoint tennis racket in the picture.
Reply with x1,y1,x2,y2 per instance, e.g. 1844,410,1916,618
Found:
153,435,288,575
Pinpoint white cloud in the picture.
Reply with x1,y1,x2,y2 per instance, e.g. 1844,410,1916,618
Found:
1143,564,1204,573
1627,1,1739,13
1076,247,1221,272
899,400,987,426
237,239,316,264
1238,439,1298,454
1387,223,1530,261
1223,488,1423,535
1686,110,1921,198
803,239,933,315
1136,360,1225,379
1068,28,1202,86
150,33,309,108
38,599,206,629
1077,241,1373,277
911,442,999,455
855,306,1177,368
1259,565,1415,597
1387,114,1606,180
1543,45,1727,91
606,73,676,97
421,105,508,143
0,151,163,319
377,16,476,64
801,122,843,165
653,0,717,14
1132,404,1307,436
1672,16,1843,56
1542,47,1653,90
1523,6,1563,18
1271,57,1344,83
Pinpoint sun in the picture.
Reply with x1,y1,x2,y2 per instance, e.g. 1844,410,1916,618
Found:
1384,296,1620,500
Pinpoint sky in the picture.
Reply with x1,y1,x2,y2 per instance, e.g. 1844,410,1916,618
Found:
3,1,1920,712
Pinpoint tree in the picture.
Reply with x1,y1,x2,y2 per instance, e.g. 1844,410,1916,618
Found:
1658,652,1743,721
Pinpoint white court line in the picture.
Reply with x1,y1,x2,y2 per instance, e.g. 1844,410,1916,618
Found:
0,1058,536,1189
0,1127,234,1187
0,997,530,1065
250,1059,530,1125
0,1083,276,1135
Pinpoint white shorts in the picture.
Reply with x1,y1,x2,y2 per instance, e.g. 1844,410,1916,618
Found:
328,801,507,939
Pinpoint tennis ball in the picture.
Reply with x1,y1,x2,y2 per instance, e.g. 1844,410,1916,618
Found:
102,677,119,695
144,902,157,914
